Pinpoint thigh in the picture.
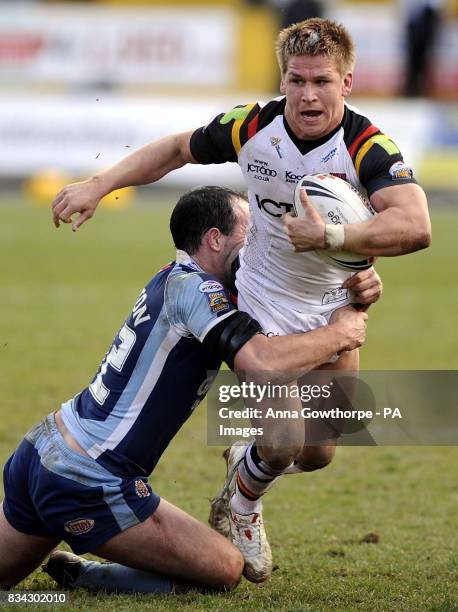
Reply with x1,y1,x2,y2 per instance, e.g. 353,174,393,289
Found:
316,347,360,403
0,504,59,588
93,498,243,590
7,415,160,557
297,349,360,463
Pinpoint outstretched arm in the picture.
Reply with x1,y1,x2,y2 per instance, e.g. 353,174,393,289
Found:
52,130,196,231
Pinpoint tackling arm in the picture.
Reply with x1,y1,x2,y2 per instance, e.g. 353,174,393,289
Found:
52,130,196,231
233,307,367,383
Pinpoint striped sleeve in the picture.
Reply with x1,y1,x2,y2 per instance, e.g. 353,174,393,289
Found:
165,272,237,342
190,102,261,164
348,126,417,196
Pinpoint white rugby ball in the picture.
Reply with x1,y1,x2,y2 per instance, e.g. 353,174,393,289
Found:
293,174,376,271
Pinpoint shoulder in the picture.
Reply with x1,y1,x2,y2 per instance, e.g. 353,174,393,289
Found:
166,265,216,295
343,104,405,176
342,104,381,160
194,97,285,154
166,265,230,311
232,97,286,154
166,265,236,340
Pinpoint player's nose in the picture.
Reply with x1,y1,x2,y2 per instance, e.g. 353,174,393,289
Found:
301,83,317,102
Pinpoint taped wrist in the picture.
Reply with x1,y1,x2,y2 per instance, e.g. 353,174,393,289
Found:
202,312,262,370
324,224,345,251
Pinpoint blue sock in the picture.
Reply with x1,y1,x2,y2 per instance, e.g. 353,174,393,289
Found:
74,560,173,594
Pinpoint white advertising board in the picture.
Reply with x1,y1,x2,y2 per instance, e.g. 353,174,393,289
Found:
0,94,246,186
0,6,235,86
0,93,436,184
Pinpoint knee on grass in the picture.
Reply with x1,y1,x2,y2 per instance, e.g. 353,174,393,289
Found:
216,549,244,591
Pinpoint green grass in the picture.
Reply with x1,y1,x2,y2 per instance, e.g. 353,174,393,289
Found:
1,195,457,610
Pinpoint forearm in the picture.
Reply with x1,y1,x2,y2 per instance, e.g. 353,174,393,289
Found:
87,131,195,196
235,324,349,383
343,209,421,255
266,325,348,375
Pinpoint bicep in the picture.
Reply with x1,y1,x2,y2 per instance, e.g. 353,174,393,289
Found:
232,333,268,372
370,182,429,217
176,130,199,165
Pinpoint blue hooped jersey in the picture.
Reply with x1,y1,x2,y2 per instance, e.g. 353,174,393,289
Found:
61,252,237,478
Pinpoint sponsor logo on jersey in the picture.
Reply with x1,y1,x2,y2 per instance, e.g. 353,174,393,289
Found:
321,147,337,163
64,518,95,535
199,280,224,293
247,162,277,182
322,288,349,306
285,170,306,184
255,194,294,218
134,479,151,498
270,136,283,159
389,161,413,180
206,291,231,314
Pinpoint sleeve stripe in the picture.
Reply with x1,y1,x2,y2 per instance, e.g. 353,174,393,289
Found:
355,135,401,176
231,103,256,154
247,112,259,140
348,124,379,160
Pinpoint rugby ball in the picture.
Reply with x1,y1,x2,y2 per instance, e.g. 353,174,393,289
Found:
293,174,376,271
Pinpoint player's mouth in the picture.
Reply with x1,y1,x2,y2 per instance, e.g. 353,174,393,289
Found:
300,110,322,121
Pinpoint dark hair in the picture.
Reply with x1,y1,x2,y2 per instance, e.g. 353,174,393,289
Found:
170,186,246,254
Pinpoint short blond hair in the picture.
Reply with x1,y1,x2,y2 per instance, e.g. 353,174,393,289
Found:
275,18,356,77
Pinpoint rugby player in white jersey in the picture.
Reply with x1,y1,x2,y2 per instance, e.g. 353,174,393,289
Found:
51,18,430,583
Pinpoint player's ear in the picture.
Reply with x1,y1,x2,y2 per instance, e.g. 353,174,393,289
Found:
280,75,286,95
205,227,223,252
342,72,353,97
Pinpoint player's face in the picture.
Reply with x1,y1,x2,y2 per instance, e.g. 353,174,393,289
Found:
280,54,352,140
221,198,250,285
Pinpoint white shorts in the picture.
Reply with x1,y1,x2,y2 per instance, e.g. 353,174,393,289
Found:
238,288,341,363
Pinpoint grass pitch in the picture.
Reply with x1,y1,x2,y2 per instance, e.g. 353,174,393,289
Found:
1,194,457,611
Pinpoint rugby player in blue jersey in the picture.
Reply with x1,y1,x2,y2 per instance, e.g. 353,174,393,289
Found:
1,186,377,594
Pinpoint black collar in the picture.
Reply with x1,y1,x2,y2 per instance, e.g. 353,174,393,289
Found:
283,110,344,155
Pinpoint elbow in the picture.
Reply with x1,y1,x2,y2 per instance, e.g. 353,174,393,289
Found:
413,226,432,251
400,222,431,254
412,205,432,251
234,349,282,385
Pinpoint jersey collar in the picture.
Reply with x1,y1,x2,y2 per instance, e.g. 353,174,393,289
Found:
175,249,203,272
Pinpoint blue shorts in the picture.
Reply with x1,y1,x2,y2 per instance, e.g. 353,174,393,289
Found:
2,413,160,554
